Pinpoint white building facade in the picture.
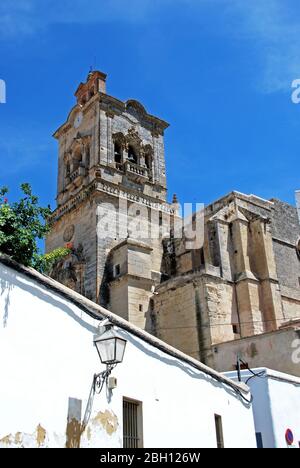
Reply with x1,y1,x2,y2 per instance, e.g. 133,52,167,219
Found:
0,255,256,449
225,368,300,449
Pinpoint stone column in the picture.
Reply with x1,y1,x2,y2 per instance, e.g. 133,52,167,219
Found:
81,144,87,167
216,221,233,281
106,112,114,165
139,148,146,167
152,132,159,183
70,152,75,173
250,218,284,331
232,218,263,337
99,110,108,165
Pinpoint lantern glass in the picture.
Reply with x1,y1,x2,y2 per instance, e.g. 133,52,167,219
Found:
115,337,127,363
94,328,127,365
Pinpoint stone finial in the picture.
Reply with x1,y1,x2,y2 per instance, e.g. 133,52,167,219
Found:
172,194,178,204
172,193,181,216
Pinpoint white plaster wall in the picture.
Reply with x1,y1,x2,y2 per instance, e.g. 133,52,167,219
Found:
0,263,256,448
269,372,300,448
225,368,300,449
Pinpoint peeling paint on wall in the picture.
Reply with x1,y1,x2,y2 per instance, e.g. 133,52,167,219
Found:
80,409,119,448
0,425,47,449
66,397,83,449
15,432,22,444
0,434,12,446
92,410,118,436
36,424,46,447
66,418,82,448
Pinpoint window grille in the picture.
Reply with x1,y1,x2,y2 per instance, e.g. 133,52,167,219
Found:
123,399,143,448
215,414,224,449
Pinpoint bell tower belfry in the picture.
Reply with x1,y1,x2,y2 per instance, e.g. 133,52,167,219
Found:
54,70,169,208
46,71,171,327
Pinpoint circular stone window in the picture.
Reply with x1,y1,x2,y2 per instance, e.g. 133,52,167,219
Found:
296,238,300,259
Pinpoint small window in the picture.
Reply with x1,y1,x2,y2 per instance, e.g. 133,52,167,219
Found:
86,145,90,169
215,415,224,449
66,162,70,178
145,154,152,170
256,432,264,449
200,248,205,265
114,142,122,164
123,398,143,448
114,264,121,277
128,145,138,164
232,324,239,335
73,148,82,171
139,304,143,312
159,211,163,227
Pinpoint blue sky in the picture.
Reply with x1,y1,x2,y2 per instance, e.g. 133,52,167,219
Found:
0,0,300,213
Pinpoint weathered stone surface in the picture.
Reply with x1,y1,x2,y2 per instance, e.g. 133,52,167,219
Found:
47,72,300,376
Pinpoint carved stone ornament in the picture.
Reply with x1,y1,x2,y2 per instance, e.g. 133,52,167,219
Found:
126,99,147,117
106,109,115,119
126,127,142,147
151,125,162,138
112,132,126,147
63,224,75,242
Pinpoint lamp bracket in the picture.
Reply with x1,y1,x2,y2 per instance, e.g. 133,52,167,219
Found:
97,319,114,337
93,364,116,394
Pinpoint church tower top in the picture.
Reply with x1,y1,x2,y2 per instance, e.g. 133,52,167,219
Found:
53,70,170,211
75,70,107,105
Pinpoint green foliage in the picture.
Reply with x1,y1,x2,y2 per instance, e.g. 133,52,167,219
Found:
0,184,52,268
36,247,71,275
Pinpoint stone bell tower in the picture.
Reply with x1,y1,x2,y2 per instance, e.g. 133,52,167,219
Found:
46,70,171,328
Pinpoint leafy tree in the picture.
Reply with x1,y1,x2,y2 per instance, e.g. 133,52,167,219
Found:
0,184,70,271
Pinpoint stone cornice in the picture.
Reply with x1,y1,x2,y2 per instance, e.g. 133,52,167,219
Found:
273,236,297,249
51,179,174,223
155,270,234,293
280,285,300,302
53,91,169,140
99,93,169,132
109,238,153,254
205,191,274,219
108,274,154,286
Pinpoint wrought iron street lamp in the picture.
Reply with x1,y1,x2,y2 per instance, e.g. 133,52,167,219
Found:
82,323,127,429
92,324,127,393
94,326,127,367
